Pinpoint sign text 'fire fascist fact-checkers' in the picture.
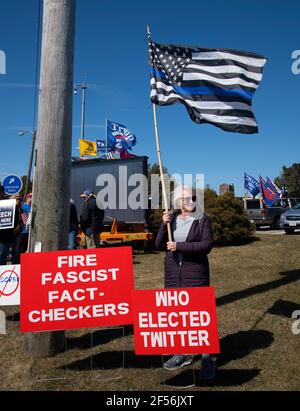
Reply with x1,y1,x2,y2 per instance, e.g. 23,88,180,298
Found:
20,247,134,332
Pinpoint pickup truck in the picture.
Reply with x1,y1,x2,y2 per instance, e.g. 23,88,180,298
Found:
243,197,300,229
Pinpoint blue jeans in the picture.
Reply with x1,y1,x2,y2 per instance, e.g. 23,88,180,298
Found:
0,242,10,266
68,230,77,250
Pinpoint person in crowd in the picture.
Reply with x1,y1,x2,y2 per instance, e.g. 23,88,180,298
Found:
0,186,21,265
155,185,216,380
69,198,79,250
11,194,24,264
0,185,10,265
79,189,104,249
0,185,6,200
12,192,32,263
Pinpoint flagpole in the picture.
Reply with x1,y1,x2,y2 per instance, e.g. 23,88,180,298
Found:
152,103,173,242
79,138,82,158
147,26,172,242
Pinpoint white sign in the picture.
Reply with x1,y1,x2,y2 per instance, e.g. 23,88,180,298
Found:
0,199,16,230
0,265,20,306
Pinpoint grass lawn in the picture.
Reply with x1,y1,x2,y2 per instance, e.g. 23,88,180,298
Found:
1,232,300,391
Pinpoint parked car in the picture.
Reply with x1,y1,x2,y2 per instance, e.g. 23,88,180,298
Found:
243,197,300,229
279,202,300,234
271,197,300,208
267,198,300,229
243,198,273,228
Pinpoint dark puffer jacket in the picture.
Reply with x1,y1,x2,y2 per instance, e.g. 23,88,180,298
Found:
80,196,104,236
155,212,213,288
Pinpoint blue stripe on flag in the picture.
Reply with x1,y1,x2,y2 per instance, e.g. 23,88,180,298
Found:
151,68,254,101
174,86,254,101
150,67,167,80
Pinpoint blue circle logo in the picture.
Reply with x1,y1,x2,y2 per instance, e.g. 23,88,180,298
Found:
2,175,23,195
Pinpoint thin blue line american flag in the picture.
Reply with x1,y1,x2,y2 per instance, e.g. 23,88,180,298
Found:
148,40,267,134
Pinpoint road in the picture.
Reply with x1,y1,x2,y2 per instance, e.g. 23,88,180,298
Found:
255,227,300,235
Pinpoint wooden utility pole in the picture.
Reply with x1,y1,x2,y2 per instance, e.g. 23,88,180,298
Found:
25,0,76,357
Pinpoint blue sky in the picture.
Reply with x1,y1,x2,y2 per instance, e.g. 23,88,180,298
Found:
0,0,299,196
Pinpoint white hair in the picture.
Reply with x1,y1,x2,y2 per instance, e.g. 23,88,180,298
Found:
171,184,204,220
171,185,194,209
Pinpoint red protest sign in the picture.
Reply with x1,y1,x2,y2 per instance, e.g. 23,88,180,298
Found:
132,287,220,355
20,247,134,332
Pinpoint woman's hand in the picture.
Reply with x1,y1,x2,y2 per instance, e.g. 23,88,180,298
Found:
167,241,177,252
162,211,171,225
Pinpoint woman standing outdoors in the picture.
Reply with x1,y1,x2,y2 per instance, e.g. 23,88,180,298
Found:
155,185,216,379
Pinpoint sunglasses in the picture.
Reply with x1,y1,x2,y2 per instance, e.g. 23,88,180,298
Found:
181,196,196,203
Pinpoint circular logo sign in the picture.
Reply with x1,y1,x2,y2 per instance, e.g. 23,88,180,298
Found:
2,175,23,195
0,267,20,297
